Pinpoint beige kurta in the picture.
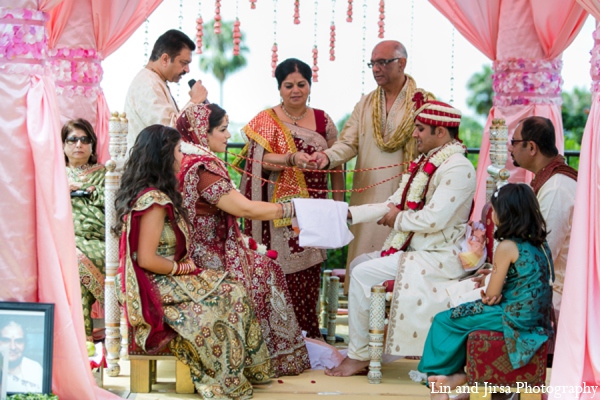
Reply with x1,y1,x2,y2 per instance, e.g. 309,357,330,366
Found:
537,173,576,316
324,80,415,283
124,68,190,150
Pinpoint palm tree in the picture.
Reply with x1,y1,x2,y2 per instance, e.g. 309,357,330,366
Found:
199,20,249,106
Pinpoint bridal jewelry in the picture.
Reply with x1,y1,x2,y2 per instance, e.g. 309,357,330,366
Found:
281,103,308,125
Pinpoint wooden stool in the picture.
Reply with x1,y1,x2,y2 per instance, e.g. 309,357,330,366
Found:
465,330,548,399
127,328,195,394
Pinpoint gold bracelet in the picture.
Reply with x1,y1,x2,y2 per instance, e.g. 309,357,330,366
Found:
276,203,284,219
170,260,178,275
290,152,297,167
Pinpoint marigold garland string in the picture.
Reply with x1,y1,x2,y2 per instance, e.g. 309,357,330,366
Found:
195,2,203,54
271,0,278,77
329,0,336,61
347,0,353,22
214,0,222,34
378,0,385,38
294,0,300,24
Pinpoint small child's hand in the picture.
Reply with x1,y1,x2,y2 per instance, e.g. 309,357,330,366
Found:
472,268,491,288
480,290,502,305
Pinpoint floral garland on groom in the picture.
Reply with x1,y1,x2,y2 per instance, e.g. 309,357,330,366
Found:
381,91,466,256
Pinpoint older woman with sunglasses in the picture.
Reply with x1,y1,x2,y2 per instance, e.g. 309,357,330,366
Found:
62,119,106,343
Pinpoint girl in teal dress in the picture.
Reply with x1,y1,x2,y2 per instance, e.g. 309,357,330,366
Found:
418,183,554,400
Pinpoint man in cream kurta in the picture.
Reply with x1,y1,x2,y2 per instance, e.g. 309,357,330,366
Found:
313,41,433,293
509,116,578,319
125,29,207,150
326,96,476,377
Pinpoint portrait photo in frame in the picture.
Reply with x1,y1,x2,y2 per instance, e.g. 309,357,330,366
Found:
0,302,54,395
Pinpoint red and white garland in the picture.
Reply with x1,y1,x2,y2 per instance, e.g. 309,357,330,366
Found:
381,141,466,256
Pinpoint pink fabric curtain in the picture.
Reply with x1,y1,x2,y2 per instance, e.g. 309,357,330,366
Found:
548,13,600,399
429,0,588,218
46,0,162,162
0,1,118,398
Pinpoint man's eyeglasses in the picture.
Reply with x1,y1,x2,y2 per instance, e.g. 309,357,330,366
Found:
367,58,401,68
65,136,92,145
510,139,528,146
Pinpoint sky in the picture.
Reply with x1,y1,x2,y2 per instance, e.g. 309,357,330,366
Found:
103,0,595,137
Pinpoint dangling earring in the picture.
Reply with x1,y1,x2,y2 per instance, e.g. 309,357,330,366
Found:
307,95,311,107
280,97,284,106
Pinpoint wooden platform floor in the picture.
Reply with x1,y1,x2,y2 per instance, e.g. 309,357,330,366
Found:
103,357,430,399
100,316,551,399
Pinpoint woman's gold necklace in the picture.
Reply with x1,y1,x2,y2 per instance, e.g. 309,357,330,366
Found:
281,103,308,125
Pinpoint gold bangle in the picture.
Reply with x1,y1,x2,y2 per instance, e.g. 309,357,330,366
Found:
170,260,178,275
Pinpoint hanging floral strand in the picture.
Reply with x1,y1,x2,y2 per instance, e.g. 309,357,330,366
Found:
233,0,241,56
360,0,367,93
330,0,336,61
143,19,149,64
196,1,203,54
347,0,353,22
294,0,300,24
250,0,257,9
214,0,222,34
378,0,385,38
272,0,278,77
178,0,183,30
312,0,319,82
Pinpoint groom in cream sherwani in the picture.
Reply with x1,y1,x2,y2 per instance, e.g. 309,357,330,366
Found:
326,92,476,377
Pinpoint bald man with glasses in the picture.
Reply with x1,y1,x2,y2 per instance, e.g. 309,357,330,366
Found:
312,40,434,292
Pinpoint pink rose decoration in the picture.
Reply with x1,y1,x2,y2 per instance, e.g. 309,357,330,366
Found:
423,162,437,175
248,237,258,251
266,250,278,260
406,201,419,210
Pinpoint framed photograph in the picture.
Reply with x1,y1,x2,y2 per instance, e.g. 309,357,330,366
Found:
0,302,54,395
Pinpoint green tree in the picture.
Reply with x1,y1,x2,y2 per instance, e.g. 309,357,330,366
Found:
199,20,249,106
459,116,483,168
561,86,590,147
466,64,493,117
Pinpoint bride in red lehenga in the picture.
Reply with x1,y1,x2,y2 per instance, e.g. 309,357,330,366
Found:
176,103,310,377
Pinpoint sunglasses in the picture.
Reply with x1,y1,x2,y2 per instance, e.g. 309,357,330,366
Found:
65,136,92,145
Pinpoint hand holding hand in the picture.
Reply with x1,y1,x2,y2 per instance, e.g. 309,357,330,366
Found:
312,152,330,169
377,203,400,228
472,268,491,288
294,152,318,170
480,290,502,305
189,80,208,104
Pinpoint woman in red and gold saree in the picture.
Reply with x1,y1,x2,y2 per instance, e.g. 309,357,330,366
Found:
116,125,271,399
176,103,310,377
240,58,344,339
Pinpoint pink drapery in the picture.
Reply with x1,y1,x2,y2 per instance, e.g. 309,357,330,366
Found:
547,12,600,399
46,0,162,162
429,0,588,218
0,1,118,398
